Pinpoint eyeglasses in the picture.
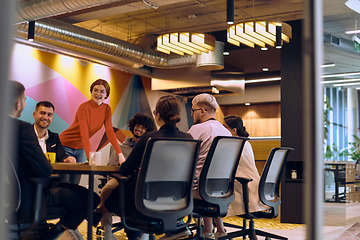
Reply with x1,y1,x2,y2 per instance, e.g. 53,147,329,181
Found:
190,108,204,114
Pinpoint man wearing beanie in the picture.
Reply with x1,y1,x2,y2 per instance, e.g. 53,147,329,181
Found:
188,93,231,240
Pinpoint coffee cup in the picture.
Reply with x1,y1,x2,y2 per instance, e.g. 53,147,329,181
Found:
89,151,101,165
45,152,56,163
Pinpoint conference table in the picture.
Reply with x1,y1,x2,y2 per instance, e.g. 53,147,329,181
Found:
51,163,120,240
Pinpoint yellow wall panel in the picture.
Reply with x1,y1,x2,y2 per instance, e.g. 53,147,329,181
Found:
109,69,132,110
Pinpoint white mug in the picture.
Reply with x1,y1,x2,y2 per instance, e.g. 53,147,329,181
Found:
89,151,101,165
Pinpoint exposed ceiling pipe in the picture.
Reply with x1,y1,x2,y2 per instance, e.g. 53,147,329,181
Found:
15,0,124,24
13,36,153,77
14,19,196,69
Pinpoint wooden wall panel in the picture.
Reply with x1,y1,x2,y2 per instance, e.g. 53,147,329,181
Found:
222,103,281,137
221,103,281,175
249,140,281,160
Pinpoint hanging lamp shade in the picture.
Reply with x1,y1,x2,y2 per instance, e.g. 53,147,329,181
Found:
156,32,216,56
196,41,224,71
28,21,35,41
227,0,234,24
227,21,292,48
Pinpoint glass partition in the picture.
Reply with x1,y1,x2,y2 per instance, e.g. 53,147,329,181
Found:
323,0,360,237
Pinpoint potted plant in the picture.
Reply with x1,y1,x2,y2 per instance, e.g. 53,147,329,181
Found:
324,144,338,161
339,135,360,165
324,97,338,161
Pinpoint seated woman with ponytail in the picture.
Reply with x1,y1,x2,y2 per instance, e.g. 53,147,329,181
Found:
104,95,193,240
223,115,268,217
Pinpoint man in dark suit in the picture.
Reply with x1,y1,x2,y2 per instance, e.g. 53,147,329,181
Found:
32,101,76,164
8,81,100,240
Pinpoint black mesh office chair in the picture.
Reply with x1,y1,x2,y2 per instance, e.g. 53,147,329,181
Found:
5,154,67,240
222,147,294,240
114,137,201,240
188,136,248,240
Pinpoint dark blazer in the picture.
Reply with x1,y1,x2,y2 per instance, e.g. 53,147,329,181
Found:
120,123,193,176
10,117,53,221
32,124,68,163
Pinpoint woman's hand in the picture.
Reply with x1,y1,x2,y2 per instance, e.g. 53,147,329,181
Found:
118,153,126,166
64,156,76,163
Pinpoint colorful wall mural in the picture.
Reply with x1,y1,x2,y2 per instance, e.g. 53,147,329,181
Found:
9,43,192,164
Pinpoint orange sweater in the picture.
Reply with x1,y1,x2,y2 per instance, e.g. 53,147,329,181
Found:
59,100,122,159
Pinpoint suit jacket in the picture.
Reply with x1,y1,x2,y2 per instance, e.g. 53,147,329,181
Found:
32,124,68,163
10,117,53,222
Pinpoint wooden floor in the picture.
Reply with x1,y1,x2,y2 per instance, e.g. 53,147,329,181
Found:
57,202,360,239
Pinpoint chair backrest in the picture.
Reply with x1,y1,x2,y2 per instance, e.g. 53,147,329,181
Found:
258,147,293,217
198,136,248,217
135,137,201,232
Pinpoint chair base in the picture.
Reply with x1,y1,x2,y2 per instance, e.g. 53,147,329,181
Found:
95,222,157,240
185,217,213,240
219,228,288,240
95,221,124,238
221,219,287,240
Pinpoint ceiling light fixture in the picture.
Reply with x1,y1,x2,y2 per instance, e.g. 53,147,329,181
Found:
333,82,360,87
345,0,360,14
28,21,35,42
275,25,282,49
212,86,220,94
227,0,234,24
321,78,360,84
223,51,230,55
320,63,336,68
245,77,281,83
156,33,216,56
321,72,360,78
245,103,251,106
261,47,268,51
227,21,292,48
262,68,269,71
346,29,360,34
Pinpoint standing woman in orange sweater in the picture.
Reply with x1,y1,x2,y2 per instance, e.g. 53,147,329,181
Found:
60,79,125,184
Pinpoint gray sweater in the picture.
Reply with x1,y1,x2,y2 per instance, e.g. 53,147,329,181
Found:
107,137,135,166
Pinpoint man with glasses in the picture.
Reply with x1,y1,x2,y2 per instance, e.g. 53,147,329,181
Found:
188,93,231,239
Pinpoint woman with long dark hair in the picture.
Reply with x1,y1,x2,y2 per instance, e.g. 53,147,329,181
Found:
223,115,267,216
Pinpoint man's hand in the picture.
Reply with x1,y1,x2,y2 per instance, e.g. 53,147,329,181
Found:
63,156,76,163
118,153,126,165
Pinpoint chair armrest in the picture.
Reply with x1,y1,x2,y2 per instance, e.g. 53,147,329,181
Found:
114,174,142,233
29,177,49,185
234,177,258,219
109,173,131,182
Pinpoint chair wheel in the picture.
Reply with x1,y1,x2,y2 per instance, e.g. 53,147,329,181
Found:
96,227,103,237
265,237,271,240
